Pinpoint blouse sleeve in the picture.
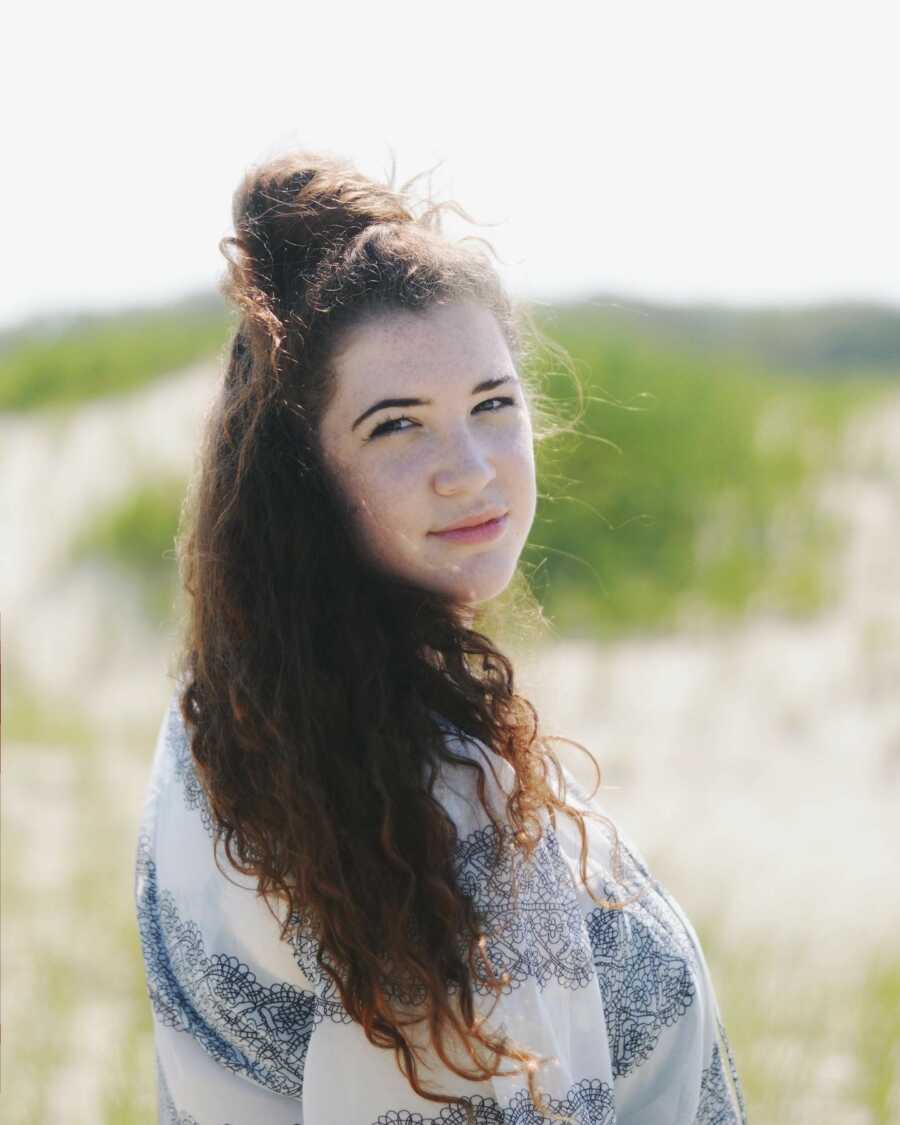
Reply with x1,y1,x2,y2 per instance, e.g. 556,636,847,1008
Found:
291,723,621,1124
420,724,620,1124
138,697,746,1124
135,694,315,1124
414,723,748,1125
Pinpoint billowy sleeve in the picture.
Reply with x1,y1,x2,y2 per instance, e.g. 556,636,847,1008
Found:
412,724,748,1125
135,694,312,1124
136,698,746,1124
423,725,620,1123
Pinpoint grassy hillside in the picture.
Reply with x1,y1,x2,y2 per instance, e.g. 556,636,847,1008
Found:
552,294,900,377
525,308,887,637
0,295,229,411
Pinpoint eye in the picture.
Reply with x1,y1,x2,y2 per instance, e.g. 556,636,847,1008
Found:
365,396,517,441
476,395,517,414
366,415,415,441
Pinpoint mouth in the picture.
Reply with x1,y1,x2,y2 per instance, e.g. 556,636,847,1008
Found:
428,512,510,545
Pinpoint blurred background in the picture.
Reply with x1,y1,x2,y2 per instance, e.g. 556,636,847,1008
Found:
2,1,898,1121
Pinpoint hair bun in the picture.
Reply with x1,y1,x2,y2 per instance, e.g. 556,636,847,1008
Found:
229,151,414,284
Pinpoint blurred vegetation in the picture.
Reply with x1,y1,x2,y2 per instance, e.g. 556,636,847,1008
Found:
3,718,160,1124
68,475,188,624
549,295,900,376
854,953,900,1121
0,294,229,411
4,672,98,747
526,306,891,639
44,295,898,642
692,914,897,1122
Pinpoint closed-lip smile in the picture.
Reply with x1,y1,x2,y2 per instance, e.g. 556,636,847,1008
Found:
430,507,508,534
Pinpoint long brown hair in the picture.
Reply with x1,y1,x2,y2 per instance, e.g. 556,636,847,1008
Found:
175,148,627,1118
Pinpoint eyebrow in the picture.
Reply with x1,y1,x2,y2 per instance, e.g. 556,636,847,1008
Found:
351,375,517,432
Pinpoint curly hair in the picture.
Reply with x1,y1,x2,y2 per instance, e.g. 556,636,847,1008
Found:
174,147,630,1119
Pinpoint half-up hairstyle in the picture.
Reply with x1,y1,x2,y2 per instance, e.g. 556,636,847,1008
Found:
175,148,630,1118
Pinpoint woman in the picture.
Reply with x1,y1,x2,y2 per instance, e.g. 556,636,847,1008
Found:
134,149,748,1124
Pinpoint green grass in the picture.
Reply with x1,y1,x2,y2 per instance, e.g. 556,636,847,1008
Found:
525,314,892,639
80,743,157,1125
4,675,98,748
1,694,160,1124
0,306,229,412
691,913,896,1123
854,952,900,1122
67,475,188,624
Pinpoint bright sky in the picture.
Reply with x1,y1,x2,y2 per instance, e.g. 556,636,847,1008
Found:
4,0,898,332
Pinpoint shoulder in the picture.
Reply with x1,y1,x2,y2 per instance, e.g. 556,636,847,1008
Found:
426,714,518,840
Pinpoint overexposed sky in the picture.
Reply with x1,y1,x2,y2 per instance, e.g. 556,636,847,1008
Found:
4,0,899,332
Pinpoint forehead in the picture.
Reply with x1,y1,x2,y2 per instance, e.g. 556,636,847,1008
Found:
329,302,513,396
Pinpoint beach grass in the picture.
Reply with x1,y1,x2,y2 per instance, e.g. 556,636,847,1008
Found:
0,305,229,412
527,312,889,638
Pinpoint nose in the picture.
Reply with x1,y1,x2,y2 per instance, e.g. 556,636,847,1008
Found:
432,425,497,496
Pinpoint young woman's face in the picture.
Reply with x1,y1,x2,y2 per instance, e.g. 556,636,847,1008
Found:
318,301,537,607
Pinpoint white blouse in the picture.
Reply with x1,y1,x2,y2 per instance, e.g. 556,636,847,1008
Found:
134,691,748,1124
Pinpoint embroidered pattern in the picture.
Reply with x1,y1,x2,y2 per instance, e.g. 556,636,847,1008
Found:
453,822,596,996
135,833,321,1099
694,1019,748,1124
693,1039,747,1124
288,911,381,1016
167,700,216,838
719,1020,748,1122
369,1077,615,1124
585,843,698,1078
140,710,747,1121
289,819,596,1009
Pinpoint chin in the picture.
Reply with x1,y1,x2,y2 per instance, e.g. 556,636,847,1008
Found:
390,549,518,606
444,568,515,607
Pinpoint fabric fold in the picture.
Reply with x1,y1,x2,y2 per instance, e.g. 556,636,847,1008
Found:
134,694,748,1124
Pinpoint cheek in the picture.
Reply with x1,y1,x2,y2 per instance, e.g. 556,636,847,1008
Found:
503,428,537,487
366,444,432,501
345,461,422,537
500,432,537,534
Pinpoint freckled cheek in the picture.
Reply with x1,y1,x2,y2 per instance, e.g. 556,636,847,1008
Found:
347,463,420,533
502,437,537,530
501,432,536,483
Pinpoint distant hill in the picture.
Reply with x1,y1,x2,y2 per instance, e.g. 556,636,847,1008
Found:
3,288,899,377
541,294,900,376
0,290,227,354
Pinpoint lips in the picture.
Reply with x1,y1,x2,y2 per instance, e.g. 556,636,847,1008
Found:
429,512,510,545
431,507,508,534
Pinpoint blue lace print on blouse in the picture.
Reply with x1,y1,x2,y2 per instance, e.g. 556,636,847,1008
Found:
453,821,596,995
135,834,322,1100
367,1076,616,1125
691,1019,747,1124
167,699,217,838
582,838,700,1079
287,819,596,1010
161,701,718,1106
